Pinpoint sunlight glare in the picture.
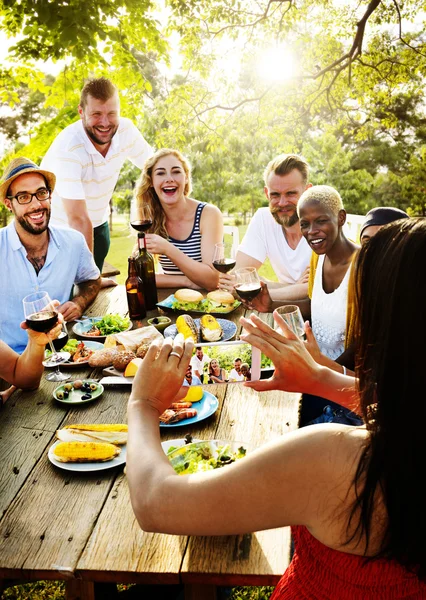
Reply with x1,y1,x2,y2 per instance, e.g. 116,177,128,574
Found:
256,45,297,83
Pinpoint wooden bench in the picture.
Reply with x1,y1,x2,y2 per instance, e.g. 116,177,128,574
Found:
101,261,120,278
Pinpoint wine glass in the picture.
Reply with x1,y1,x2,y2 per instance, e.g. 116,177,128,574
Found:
274,305,306,339
212,243,236,274
130,204,153,234
22,291,71,382
234,267,262,302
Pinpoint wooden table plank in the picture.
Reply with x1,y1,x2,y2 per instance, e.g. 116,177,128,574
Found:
180,383,299,586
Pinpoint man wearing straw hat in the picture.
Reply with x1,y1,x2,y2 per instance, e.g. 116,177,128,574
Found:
0,157,101,353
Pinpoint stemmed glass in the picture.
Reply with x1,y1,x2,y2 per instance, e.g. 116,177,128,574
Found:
234,267,262,302
130,204,153,235
22,291,71,382
274,305,306,339
212,243,236,274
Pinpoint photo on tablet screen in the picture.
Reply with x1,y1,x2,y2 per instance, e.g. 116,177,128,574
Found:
185,341,260,386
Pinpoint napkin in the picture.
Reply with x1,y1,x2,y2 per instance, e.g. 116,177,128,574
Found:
109,326,163,353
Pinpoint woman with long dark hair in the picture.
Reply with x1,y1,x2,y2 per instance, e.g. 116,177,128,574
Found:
127,219,426,597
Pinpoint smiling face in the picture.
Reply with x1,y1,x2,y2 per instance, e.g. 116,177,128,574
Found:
299,201,343,255
210,359,219,371
265,169,309,228
234,359,242,372
6,173,51,235
79,93,120,148
151,154,187,206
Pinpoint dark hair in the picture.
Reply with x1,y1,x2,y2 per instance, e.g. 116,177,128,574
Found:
350,218,426,576
80,77,117,109
234,357,242,362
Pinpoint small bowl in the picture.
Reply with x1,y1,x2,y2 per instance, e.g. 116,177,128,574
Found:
147,316,172,333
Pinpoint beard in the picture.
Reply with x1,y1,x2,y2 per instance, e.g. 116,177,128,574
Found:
82,121,118,146
16,206,50,235
270,205,299,228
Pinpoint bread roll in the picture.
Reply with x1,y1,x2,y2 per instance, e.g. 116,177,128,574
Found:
113,351,137,371
206,290,235,305
174,289,204,303
88,348,119,368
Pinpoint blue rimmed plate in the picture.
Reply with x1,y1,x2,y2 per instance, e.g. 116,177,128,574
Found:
163,318,237,342
72,317,132,340
159,390,219,428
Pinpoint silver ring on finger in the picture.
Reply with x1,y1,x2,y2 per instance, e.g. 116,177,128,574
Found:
169,351,182,359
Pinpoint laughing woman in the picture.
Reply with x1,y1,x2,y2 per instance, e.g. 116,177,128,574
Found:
298,185,359,361
134,149,223,290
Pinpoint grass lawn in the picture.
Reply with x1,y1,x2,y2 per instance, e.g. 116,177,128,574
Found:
106,219,278,284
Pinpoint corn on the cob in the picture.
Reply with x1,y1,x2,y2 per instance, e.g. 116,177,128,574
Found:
57,424,128,445
176,315,198,342
52,441,121,463
200,315,223,341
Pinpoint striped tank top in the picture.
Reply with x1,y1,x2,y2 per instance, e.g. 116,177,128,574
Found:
159,202,206,275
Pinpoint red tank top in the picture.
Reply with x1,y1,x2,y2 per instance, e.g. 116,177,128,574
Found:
271,526,426,599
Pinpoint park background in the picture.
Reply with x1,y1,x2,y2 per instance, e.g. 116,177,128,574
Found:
1,0,425,598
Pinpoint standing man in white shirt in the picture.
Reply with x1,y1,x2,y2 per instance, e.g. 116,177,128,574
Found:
190,346,211,382
41,77,153,286
220,154,312,302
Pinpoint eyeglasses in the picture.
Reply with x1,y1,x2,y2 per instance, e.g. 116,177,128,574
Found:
7,188,51,205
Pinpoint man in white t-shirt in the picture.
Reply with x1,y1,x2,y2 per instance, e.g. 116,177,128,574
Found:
221,154,312,304
228,357,245,382
190,346,211,381
41,77,153,286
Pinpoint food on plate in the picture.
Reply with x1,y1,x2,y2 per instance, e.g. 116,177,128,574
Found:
73,379,83,389
159,408,197,424
206,290,236,310
181,386,203,403
176,314,199,343
86,314,131,337
113,326,163,353
168,442,247,474
73,341,95,363
88,348,119,368
171,288,240,313
124,357,143,377
200,314,223,341
170,402,193,410
112,351,137,372
56,424,128,445
52,441,121,463
136,341,151,359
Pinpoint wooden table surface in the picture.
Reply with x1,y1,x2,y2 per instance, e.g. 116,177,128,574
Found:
0,287,300,600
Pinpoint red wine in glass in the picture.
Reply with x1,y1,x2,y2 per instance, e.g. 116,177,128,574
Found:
26,310,58,333
212,258,236,273
235,283,262,301
50,331,69,351
130,220,153,233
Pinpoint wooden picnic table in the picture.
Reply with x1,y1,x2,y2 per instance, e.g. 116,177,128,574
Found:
0,287,301,600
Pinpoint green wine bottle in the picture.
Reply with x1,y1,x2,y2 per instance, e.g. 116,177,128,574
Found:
135,233,158,311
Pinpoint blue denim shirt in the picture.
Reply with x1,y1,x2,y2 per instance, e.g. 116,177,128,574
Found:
0,222,100,353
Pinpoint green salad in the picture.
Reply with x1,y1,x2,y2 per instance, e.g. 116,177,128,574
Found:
46,339,80,357
93,314,130,335
168,442,247,475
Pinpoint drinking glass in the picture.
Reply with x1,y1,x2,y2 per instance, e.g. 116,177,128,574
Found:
130,204,153,234
212,243,236,274
22,291,70,382
274,305,306,339
234,267,261,302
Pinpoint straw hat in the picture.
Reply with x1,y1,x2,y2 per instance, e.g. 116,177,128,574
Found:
0,157,56,203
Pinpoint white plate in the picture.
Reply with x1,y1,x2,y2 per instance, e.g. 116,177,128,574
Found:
42,351,71,367
43,341,104,368
72,317,132,340
48,440,127,472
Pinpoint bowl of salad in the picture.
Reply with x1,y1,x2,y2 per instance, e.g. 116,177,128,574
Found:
166,439,248,475
72,314,132,341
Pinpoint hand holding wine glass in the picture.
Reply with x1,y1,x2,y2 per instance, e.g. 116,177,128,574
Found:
274,305,306,340
22,291,70,382
130,203,153,234
234,267,262,302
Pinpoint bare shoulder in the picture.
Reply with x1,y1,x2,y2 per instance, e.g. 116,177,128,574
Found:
200,202,222,219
